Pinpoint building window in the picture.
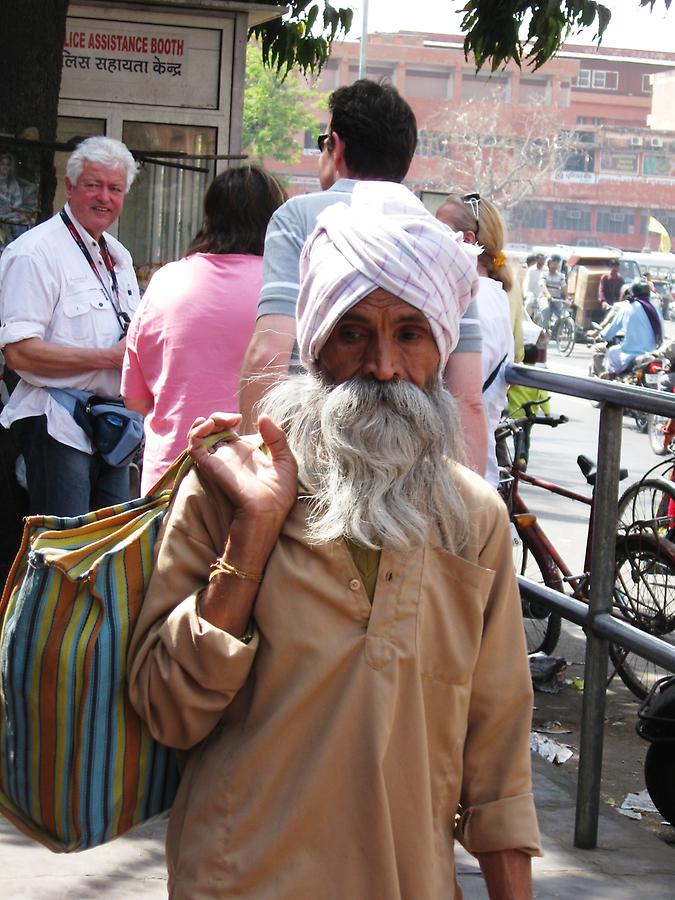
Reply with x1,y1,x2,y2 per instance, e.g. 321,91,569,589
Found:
461,72,510,101
642,73,653,93
406,68,451,99
118,121,217,270
519,76,550,104
591,70,619,90
348,64,396,84
509,202,548,230
552,204,592,231
596,207,635,234
575,69,590,88
314,59,339,92
415,129,450,158
564,149,595,173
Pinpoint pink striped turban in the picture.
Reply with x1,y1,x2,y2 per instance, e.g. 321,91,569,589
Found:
296,187,479,373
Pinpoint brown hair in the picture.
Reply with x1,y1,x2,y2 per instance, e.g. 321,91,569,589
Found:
328,79,417,182
187,165,287,257
436,193,512,293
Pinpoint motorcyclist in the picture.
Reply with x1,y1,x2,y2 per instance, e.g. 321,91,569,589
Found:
595,280,663,375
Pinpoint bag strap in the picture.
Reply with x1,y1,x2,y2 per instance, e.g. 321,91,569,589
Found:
46,387,95,437
482,354,508,394
45,386,92,414
148,429,237,499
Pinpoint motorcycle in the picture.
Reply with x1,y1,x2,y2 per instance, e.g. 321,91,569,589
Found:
647,369,675,455
588,340,669,433
637,675,675,826
628,353,670,433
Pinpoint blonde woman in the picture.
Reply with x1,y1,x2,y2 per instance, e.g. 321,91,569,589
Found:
437,193,515,488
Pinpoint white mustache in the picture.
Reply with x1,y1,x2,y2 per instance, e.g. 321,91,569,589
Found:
259,374,468,553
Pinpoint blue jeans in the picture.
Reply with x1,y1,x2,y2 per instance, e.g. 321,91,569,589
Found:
15,416,130,516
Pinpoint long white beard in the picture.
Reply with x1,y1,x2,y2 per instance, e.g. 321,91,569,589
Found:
259,374,468,553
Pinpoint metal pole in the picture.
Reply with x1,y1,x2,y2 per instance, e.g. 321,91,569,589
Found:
358,0,369,79
574,402,623,849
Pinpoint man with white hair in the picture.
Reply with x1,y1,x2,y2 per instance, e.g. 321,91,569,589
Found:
129,202,540,899
0,136,140,515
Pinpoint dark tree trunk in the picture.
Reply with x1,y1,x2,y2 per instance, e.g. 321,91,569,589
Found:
0,2,68,578
0,0,69,221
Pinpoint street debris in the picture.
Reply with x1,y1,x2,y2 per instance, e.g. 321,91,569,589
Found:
530,731,573,764
618,789,659,820
529,652,568,693
532,720,572,735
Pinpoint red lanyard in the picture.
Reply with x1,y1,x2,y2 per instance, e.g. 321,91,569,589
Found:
60,209,130,335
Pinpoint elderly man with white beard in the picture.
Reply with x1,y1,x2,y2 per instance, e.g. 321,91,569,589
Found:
128,202,541,900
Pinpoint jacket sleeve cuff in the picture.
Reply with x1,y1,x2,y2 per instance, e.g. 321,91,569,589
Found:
455,792,542,857
162,593,258,694
0,323,45,347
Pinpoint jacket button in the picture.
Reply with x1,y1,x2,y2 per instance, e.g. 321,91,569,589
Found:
349,578,361,591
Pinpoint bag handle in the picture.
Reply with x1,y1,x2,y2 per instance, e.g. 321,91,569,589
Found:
147,429,236,499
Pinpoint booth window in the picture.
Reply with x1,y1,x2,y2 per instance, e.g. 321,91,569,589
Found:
118,122,217,282
54,117,107,212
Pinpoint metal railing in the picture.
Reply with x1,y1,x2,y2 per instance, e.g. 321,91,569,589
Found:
505,363,675,849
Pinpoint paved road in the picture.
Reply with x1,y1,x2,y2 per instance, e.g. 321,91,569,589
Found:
515,334,675,847
518,337,670,575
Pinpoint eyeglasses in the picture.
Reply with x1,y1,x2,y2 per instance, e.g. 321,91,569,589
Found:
317,133,331,152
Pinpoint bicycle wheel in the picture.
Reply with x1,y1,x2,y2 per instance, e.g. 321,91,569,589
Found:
617,477,675,538
555,316,575,357
511,525,563,655
648,414,672,456
610,532,675,699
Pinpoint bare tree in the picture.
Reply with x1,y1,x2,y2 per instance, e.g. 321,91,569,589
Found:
417,95,578,210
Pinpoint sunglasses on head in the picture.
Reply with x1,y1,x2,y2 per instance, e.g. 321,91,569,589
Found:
461,192,481,235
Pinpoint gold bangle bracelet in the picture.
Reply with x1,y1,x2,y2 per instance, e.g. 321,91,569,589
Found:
209,556,263,584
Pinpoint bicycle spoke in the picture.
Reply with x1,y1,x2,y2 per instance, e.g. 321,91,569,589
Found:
611,532,675,698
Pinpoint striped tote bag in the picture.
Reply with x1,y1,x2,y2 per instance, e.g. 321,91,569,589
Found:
0,432,231,851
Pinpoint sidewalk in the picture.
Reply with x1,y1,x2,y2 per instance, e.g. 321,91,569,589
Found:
0,754,672,898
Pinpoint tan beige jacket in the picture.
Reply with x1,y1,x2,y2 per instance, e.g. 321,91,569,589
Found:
128,464,540,899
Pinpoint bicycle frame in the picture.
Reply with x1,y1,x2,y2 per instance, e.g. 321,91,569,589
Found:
509,467,593,598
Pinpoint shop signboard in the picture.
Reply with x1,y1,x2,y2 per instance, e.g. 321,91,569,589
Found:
599,152,638,174
642,155,675,178
60,17,223,108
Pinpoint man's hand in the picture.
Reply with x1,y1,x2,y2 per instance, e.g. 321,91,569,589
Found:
188,411,298,636
106,337,127,370
188,412,298,531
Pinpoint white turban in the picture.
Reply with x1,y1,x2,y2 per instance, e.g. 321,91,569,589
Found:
297,186,479,373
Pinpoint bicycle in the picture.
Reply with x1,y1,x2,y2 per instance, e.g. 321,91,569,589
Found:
497,404,675,699
613,458,675,697
531,300,576,357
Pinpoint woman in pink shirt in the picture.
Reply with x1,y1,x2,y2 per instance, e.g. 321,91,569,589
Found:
122,166,286,493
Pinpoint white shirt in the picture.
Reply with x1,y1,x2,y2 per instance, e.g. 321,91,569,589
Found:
478,277,514,488
523,264,544,297
0,204,139,452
